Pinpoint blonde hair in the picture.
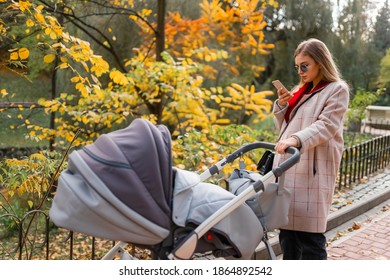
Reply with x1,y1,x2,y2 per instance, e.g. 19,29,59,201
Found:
294,38,341,84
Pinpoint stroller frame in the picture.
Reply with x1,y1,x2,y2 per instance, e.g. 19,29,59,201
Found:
101,142,300,260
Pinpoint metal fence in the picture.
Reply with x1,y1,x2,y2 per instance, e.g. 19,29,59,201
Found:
0,209,123,260
1,134,390,260
337,134,390,190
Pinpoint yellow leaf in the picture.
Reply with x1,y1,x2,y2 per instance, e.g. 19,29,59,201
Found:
28,200,34,208
215,119,230,124
51,42,61,48
1,89,8,96
186,58,194,65
59,63,69,69
18,48,30,60
221,51,229,59
211,95,221,104
43,54,56,63
91,57,109,77
50,31,57,40
34,12,46,24
94,88,106,100
19,1,32,12
109,70,128,85
10,52,18,60
26,19,34,27
29,153,47,161
70,76,80,83
230,83,245,92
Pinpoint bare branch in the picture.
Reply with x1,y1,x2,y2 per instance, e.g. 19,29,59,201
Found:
0,102,43,109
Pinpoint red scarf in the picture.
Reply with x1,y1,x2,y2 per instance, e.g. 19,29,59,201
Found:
284,80,329,122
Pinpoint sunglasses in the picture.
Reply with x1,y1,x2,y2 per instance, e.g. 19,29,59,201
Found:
294,63,310,73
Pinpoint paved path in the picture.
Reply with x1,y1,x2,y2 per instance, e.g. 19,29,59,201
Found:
325,167,390,260
327,199,390,260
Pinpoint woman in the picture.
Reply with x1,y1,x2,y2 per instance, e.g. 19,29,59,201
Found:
273,38,349,260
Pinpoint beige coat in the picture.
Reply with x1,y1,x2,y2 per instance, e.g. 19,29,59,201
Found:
273,81,349,233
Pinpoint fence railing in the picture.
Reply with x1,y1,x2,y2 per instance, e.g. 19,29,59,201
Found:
337,134,390,190
0,208,121,260
2,134,390,260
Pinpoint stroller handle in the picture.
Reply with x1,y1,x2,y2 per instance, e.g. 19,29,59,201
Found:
199,141,300,181
171,142,300,260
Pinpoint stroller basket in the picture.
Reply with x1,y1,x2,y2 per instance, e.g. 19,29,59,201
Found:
49,118,300,260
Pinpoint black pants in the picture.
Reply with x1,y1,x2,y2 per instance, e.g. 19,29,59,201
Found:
279,229,327,260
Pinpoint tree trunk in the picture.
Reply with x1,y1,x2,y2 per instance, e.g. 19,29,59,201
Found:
156,0,166,62
154,0,166,124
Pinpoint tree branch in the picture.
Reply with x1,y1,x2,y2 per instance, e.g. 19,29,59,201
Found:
38,0,158,73
0,102,43,109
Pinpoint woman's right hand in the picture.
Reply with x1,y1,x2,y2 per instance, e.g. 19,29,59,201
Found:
275,137,300,154
277,88,292,106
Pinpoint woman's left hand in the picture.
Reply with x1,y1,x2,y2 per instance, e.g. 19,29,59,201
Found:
275,137,300,154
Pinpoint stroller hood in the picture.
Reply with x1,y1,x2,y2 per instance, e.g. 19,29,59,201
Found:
50,118,173,244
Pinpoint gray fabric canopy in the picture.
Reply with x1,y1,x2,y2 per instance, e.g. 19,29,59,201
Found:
50,118,173,244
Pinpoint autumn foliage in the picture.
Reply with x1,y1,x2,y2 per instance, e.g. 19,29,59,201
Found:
1,0,277,176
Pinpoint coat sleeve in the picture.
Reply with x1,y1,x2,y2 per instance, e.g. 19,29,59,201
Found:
272,100,288,132
293,82,349,153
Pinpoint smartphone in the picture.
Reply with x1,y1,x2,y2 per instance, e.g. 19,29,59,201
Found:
272,80,287,92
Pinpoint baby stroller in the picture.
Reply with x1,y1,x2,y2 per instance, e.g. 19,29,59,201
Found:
49,118,300,260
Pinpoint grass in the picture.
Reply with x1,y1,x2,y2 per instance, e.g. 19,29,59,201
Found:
0,70,51,148
0,109,49,148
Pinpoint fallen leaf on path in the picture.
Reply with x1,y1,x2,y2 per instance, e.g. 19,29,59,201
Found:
352,222,361,230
